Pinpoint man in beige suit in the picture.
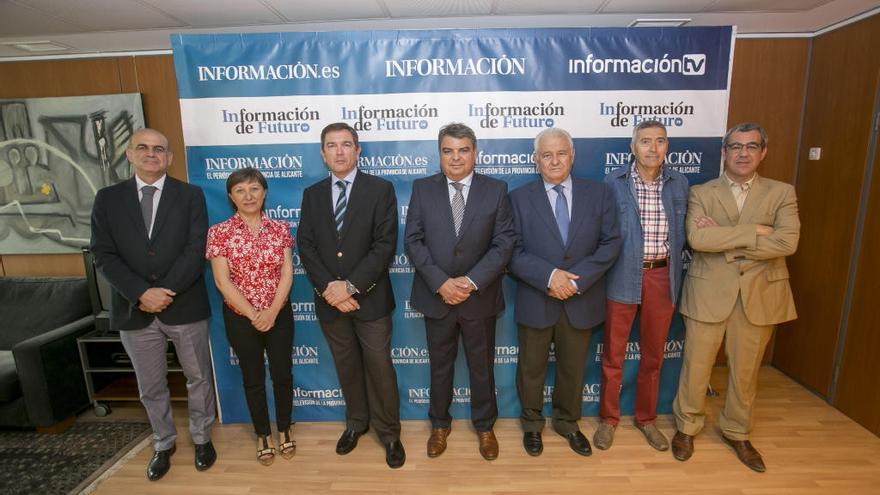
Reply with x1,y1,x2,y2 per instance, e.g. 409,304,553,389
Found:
671,123,800,473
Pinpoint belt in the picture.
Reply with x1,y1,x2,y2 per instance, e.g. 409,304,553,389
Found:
642,258,668,270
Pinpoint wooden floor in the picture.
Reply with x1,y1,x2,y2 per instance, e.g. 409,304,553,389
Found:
88,367,880,495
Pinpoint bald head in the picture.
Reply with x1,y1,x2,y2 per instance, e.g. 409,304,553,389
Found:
126,128,173,183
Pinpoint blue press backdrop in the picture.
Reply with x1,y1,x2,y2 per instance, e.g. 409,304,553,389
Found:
171,27,733,423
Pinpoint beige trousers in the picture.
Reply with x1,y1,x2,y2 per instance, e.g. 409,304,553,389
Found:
673,295,774,440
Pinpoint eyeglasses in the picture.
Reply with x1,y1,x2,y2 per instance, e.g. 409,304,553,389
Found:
133,144,169,154
725,142,762,153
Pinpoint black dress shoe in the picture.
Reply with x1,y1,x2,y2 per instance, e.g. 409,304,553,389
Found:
194,441,217,471
559,430,592,456
522,432,543,456
336,427,368,455
385,440,406,469
147,445,176,481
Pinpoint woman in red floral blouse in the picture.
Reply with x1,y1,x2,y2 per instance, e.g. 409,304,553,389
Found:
206,167,295,465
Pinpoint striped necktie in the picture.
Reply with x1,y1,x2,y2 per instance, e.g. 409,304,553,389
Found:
334,180,348,234
451,182,465,237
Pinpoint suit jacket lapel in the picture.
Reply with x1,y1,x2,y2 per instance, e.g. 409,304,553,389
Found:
567,179,588,249
527,180,565,247
123,178,151,243
338,174,363,239
432,173,458,239
150,177,177,243
457,173,486,242
738,174,764,223
711,179,741,224
315,177,335,233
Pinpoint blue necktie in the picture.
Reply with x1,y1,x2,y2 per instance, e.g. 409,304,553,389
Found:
334,180,347,234
553,184,569,243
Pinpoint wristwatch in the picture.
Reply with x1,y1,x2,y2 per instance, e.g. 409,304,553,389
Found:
344,280,359,295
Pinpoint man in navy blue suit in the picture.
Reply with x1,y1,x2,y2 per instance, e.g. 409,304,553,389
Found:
405,123,515,461
508,128,621,457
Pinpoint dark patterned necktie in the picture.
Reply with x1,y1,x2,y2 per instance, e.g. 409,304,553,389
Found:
451,182,465,237
334,180,347,234
140,185,157,237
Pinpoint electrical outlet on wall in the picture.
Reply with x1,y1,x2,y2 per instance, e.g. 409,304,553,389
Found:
808,147,822,160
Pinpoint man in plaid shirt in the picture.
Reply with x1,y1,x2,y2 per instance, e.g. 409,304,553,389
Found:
596,120,690,452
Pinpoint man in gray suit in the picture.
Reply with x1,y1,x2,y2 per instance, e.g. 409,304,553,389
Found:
90,128,216,481
509,128,621,457
404,123,515,461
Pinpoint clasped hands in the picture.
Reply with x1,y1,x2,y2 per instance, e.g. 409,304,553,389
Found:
548,269,579,301
693,215,774,235
438,277,475,305
138,287,175,313
323,280,360,313
248,306,280,332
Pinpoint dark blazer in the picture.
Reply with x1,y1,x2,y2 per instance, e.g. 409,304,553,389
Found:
508,177,621,330
404,172,515,320
90,176,211,331
297,171,397,322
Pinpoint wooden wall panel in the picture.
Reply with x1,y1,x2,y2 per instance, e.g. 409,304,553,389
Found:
773,14,880,398
130,55,187,181
2,254,85,277
0,58,124,98
0,55,183,276
834,75,880,436
727,38,809,185
716,38,810,366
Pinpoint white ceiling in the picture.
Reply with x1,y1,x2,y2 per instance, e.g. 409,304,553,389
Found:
1,0,878,59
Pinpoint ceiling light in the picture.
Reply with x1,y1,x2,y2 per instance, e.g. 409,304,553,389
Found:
2,41,71,53
628,18,692,28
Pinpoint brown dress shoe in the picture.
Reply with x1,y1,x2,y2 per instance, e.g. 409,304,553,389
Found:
478,430,499,460
722,436,766,473
671,431,694,461
427,427,451,458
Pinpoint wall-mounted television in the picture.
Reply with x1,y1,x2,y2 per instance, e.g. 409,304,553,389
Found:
82,248,113,332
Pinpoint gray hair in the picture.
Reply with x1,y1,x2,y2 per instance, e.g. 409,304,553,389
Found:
723,123,768,149
533,128,574,155
631,120,667,145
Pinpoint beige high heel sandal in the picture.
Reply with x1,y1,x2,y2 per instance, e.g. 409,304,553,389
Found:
257,435,276,466
279,428,296,459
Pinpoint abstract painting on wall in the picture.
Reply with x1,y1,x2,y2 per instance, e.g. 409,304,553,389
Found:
0,93,144,254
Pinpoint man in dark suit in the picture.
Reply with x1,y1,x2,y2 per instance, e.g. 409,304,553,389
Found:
404,122,516,461
297,122,405,469
509,128,621,457
90,128,216,481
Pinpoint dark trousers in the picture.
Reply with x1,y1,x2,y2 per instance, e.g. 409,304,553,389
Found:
425,310,498,432
601,265,674,426
320,314,401,444
223,304,294,436
516,312,592,434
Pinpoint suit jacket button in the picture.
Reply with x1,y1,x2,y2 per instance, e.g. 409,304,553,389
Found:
147,250,155,256
337,251,343,258
149,274,158,281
